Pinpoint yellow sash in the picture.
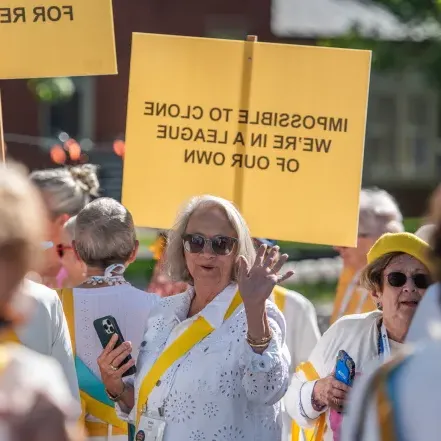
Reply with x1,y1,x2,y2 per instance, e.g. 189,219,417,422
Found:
136,290,243,428
272,285,286,312
291,361,327,441
0,329,20,344
57,288,128,433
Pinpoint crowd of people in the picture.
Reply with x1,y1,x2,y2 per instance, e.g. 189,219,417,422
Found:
0,160,440,441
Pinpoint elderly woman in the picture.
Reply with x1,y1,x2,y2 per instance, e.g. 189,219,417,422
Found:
58,198,160,441
331,188,404,324
30,164,99,287
285,232,431,441
98,195,292,441
0,163,81,441
341,224,441,441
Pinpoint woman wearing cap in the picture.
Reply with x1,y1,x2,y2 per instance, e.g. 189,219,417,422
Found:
285,232,431,441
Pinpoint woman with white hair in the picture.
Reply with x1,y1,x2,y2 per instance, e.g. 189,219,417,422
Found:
0,163,81,441
30,164,99,287
58,198,160,441
331,188,404,324
98,195,292,441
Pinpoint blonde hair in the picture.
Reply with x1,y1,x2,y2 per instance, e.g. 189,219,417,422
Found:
165,195,256,283
30,164,99,217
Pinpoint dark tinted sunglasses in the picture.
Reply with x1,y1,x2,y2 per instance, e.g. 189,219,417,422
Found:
182,234,237,256
56,244,73,258
386,272,431,290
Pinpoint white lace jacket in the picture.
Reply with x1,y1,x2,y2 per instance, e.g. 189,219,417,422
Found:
117,283,291,441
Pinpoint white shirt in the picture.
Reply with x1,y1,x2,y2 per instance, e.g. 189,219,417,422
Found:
117,283,291,441
0,343,78,441
72,284,161,379
272,287,320,441
15,280,80,406
285,311,404,441
406,283,441,344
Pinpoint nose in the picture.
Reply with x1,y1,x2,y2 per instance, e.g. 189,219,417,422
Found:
402,277,417,292
200,240,215,256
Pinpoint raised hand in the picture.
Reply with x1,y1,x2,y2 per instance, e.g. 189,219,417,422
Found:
238,244,294,309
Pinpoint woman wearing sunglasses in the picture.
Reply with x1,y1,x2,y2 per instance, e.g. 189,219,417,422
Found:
98,195,292,441
285,232,431,441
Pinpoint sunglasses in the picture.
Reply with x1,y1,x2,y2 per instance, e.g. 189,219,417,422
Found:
182,234,237,256
56,244,73,258
386,272,431,290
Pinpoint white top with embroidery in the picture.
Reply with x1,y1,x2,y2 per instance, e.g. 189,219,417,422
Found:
116,283,291,441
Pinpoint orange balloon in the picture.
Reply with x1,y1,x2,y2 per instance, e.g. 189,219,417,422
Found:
50,145,66,164
113,140,125,157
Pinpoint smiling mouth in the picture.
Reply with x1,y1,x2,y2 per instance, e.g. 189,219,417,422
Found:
401,300,420,307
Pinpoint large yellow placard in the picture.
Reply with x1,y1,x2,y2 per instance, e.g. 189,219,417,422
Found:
0,0,116,79
122,33,371,246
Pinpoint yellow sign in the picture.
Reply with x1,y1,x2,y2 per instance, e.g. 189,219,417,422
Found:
122,33,371,246
0,0,116,79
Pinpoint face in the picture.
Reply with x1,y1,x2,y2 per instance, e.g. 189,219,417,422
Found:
373,254,430,328
184,206,237,291
59,229,86,285
334,233,377,270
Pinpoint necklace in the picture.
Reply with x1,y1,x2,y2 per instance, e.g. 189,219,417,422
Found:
84,264,130,287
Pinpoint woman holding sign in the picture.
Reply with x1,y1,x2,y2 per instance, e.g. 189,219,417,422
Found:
285,232,431,441
97,195,292,441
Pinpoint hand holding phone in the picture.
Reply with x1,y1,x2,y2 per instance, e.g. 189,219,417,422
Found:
334,350,355,387
93,315,136,377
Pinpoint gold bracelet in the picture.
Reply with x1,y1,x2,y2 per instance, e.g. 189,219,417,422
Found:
246,330,273,346
247,340,271,349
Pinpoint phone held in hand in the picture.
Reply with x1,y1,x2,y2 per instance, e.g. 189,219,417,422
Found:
93,315,137,377
334,350,355,387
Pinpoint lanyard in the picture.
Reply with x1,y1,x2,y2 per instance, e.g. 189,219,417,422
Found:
336,270,361,320
136,290,243,427
377,321,391,361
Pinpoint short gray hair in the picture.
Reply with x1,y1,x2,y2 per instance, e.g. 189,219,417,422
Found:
74,198,136,268
165,195,256,283
63,215,77,240
30,164,99,218
359,188,404,237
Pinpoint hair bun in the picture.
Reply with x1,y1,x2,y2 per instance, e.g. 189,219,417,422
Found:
68,164,100,197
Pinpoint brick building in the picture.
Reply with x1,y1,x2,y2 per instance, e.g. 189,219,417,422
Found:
1,0,438,214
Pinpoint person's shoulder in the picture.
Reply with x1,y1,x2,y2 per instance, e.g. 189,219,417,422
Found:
22,279,60,306
327,310,381,335
125,285,162,308
275,285,315,310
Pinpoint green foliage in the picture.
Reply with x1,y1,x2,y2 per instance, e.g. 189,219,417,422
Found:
320,1,441,88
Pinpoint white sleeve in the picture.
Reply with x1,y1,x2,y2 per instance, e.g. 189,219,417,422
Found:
51,295,81,413
286,296,321,367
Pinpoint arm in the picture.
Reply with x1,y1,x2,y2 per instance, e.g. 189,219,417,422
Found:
240,303,291,405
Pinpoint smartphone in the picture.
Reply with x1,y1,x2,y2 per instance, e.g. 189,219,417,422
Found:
93,315,136,377
334,350,355,387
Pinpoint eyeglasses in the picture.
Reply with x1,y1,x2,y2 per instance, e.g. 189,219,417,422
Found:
386,272,431,290
182,234,237,256
56,244,73,258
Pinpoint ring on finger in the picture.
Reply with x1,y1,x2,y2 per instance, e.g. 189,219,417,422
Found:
110,364,118,371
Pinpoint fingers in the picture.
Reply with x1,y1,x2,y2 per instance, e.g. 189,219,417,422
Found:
98,334,119,362
237,256,250,282
110,346,133,368
116,358,136,376
255,244,267,266
277,270,294,284
271,253,288,273
263,246,279,268
332,379,351,393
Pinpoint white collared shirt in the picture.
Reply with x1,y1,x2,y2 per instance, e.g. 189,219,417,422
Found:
117,283,291,441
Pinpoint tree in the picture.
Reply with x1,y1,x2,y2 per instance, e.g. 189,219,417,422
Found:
321,1,441,87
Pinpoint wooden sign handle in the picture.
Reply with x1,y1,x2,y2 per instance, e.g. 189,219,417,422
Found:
246,35,258,42
0,91,5,163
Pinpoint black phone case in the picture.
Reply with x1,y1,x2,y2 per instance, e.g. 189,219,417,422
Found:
93,315,136,377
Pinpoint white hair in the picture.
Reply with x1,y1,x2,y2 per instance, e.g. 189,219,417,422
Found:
30,164,99,217
74,198,136,268
165,195,256,283
63,216,77,240
359,188,404,237
415,224,435,244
